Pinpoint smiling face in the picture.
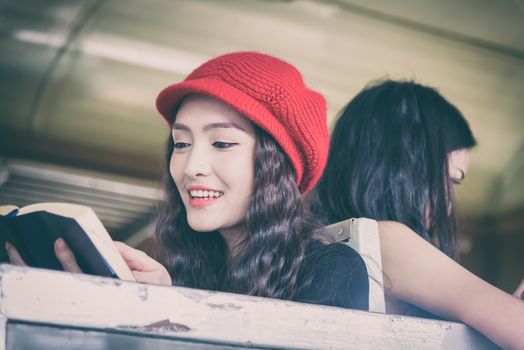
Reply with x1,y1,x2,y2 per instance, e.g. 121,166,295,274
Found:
170,94,256,239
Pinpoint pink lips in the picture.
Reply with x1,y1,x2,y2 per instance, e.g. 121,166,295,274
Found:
187,186,221,208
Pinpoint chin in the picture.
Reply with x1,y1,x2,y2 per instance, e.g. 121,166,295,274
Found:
187,219,219,233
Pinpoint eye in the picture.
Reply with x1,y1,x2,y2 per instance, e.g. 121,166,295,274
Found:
213,141,238,149
174,142,191,149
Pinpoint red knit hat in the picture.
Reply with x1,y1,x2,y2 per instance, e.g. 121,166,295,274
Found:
156,51,328,193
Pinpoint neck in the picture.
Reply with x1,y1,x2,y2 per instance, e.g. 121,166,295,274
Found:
219,225,247,259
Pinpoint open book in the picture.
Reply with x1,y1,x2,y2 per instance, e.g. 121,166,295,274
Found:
0,202,135,281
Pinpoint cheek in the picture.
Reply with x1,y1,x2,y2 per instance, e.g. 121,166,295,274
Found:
235,152,255,196
169,153,184,187
218,150,254,198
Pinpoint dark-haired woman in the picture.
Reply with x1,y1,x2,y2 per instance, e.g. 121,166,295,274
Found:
317,80,475,260
311,80,524,349
8,52,369,310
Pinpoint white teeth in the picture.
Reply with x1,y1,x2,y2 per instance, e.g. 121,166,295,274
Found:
189,189,223,199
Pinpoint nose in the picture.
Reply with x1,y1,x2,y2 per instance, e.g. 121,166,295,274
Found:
183,143,211,178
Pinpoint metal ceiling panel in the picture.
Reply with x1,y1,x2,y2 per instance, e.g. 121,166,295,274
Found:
0,0,523,219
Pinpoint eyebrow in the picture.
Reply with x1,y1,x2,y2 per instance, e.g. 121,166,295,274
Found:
204,122,246,132
172,122,246,132
172,123,190,132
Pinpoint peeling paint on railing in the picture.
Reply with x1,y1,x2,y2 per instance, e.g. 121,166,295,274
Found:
0,264,498,350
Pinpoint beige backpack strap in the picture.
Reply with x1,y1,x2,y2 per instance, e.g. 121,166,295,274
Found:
314,218,386,313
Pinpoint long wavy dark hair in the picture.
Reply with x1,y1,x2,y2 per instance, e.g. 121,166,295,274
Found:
313,80,476,259
155,124,314,299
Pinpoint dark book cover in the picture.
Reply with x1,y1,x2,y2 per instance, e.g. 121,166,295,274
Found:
0,211,117,278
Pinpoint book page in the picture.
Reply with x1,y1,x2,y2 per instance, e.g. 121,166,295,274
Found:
19,202,136,281
0,205,19,216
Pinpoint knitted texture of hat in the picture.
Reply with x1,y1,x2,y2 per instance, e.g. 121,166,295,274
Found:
156,51,328,193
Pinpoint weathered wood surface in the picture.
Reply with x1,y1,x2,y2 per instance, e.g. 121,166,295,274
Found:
0,264,498,350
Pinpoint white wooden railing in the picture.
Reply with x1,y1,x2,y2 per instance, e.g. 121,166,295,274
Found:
0,264,498,349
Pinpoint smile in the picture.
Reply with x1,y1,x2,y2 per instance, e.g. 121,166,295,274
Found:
189,190,224,199
187,188,224,208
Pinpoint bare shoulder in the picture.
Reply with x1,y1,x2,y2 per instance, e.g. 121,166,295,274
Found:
377,221,425,246
377,220,414,234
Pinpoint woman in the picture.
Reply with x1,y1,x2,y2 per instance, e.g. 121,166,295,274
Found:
314,80,475,259
312,80,524,349
7,52,369,310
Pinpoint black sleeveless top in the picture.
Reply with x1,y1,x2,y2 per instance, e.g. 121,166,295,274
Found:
293,240,369,311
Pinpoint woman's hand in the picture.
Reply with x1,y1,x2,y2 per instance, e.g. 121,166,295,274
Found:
6,239,172,286
6,238,83,271
513,277,524,300
54,238,82,273
5,241,27,266
114,241,172,286
55,239,173,286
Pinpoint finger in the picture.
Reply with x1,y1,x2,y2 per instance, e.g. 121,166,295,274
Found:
132,270,172,286
6,242,28,266
114,241,159,271
54,238,82,273
512,278,524,299
114,242,172,285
